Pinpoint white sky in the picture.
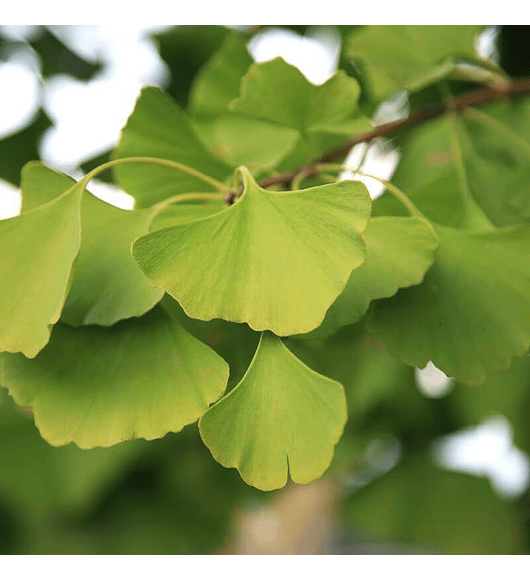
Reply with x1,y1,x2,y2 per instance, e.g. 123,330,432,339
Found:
0,24,526,498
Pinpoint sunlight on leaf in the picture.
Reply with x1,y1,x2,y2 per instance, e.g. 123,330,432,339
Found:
189,33,253,119
189,36,304,171
231,57,372,162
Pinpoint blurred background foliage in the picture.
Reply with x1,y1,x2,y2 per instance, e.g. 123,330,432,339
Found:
1,25,530,555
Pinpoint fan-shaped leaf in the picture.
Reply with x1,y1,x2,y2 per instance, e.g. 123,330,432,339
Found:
230,58,372,162
199,331,347,490
1,306,229,448
231,57,364,133
132,167,371,336
0,182,82,357
367,224,530,385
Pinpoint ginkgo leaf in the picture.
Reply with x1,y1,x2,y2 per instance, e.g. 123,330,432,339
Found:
1,306,229,448
0,181,82,357
367,224,530,385
21,162,164,327
113,86,232,207
372,115,465,227
193,114,300,172
458,102,530,225
132,167,371,336
303,216,439,339
188,38,315,170
149,200,226,230
230,58,372,161
231,57,364,133
21,160,74,210
346,25,485,95
199,331,347,491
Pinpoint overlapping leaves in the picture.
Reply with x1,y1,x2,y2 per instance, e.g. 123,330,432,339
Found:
133,167,371,336
188,36,300,170
21,162,164,327
1,307,229,448
370,107,530,385
112,86,232,207
231,57,372,163
2,24,530,508
303,216,439,339
368,222,530,386
346,25,488,97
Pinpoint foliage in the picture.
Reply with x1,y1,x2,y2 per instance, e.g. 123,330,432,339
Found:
1,25,530,555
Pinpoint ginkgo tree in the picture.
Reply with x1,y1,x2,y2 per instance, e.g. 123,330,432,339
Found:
1,24,530,553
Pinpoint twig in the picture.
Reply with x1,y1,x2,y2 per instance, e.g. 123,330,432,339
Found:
258,77,530,189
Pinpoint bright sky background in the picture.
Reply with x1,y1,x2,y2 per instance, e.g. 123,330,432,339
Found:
0,24,527,498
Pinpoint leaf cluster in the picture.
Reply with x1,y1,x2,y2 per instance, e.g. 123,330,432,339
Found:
1,25,530,554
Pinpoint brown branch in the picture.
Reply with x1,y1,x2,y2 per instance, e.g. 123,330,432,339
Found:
258,77,530,189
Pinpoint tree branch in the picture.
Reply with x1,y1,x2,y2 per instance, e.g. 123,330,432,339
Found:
258,77,530,189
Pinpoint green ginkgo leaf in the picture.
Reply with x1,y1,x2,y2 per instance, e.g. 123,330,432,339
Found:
305,216,439,339
0,182,82,357
459,103,530,226
199,331,347,491
231,57,364,134
21,160,74,210
21,162,164,327
1,306,229,448
193,114,300,172
186,35,299,171
372,115,465,227
113,86,232,207
367,224,530,385
132,167,371,336
346,25,485,95
230,58,372,163
149,200,226,230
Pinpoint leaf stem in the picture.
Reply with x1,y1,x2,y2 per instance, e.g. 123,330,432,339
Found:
81,156,227,193
291,171,306,190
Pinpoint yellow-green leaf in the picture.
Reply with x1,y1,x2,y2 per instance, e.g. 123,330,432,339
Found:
199,332,347,490
133,167,371,336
